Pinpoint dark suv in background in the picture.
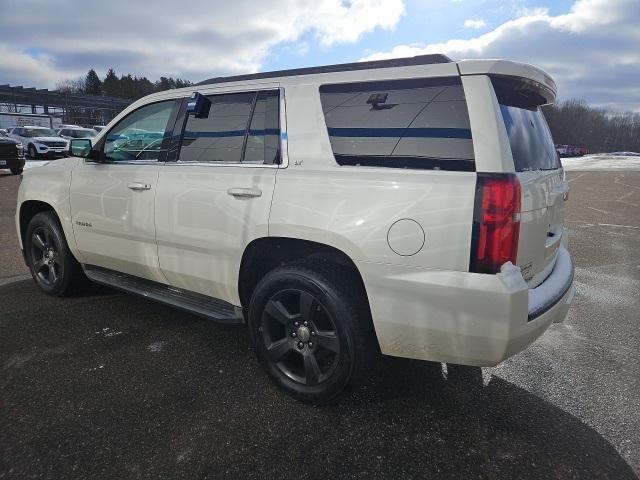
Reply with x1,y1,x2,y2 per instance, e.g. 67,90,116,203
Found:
0,131,25,175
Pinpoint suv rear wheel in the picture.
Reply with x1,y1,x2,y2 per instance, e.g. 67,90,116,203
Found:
248,261,375,404
25,211,85,296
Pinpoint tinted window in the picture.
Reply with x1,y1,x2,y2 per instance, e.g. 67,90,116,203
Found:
104,100,175,162
319,77,474,171
243,90,280,164
499,104,560,171
178,90,280,164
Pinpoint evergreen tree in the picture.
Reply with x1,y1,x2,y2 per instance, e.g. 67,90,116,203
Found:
119,74,135,99
102,68,121,97
134,77,155,98
155,76,173,92
85,69,102,95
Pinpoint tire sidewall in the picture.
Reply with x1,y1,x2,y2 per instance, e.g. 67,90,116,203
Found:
249,268,358,403
25,213,72,296
28,144,37,159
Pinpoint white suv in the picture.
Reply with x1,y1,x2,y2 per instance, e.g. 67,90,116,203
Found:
15,55,574,403
9,125,68,159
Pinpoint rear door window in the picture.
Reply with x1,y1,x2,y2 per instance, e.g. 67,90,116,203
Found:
319,77,474,171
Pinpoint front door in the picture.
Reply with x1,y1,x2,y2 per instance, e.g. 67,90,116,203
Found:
70,99,179,282
155,88,282,305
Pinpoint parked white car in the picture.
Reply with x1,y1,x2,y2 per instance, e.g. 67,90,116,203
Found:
15,55,574,403
8,126,68,159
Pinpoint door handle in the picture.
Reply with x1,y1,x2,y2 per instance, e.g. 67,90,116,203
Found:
128,182,152,191
227,187,262,198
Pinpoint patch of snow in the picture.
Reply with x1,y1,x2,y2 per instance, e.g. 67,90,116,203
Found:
147,341,166,353
572,266,639,307
562,154,640,171
23,160,50,170
497,261,527,289
95,327,123,338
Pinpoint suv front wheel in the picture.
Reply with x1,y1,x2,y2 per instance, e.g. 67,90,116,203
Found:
248,262,376,404
25,211,85,296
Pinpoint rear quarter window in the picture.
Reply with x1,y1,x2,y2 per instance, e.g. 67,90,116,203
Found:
319,77,475,171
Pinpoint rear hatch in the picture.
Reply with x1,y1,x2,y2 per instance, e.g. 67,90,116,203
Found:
492,76,567,287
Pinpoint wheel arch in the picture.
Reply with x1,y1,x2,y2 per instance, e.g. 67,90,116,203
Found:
19,200,58,249
238,236,372,320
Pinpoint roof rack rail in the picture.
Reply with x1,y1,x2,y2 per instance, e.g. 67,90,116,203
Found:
197,54,453,86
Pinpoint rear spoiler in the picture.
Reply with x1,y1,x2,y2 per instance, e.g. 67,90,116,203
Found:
457,59,556,106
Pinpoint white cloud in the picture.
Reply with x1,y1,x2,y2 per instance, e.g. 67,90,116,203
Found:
464,19,486,29
362,0,640,111
0,0,405,87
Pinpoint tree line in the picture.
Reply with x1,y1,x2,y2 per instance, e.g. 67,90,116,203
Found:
56,68,193,100
543,99,640,154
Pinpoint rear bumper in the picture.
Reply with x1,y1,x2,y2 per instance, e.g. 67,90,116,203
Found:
358,245,574,366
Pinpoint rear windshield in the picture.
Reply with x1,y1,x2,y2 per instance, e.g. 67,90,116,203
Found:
493,77,560,172
319,77,475,171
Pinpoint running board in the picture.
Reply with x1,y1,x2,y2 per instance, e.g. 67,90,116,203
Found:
83,265,244,325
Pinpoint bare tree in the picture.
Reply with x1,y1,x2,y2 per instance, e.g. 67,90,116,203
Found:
543,100,640,153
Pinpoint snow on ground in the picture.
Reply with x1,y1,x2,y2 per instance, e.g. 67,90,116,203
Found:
562,154,640,171
23,160,50,170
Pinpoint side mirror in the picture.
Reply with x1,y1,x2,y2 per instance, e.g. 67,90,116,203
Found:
186,92,211,118
69,138,92,158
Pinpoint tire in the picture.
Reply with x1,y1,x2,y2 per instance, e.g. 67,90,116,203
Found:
10,167,23,175
28,144,37,159
25,211,85,296
248,261,376,404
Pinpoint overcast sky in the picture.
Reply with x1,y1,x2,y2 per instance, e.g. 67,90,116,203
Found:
0,0,638,111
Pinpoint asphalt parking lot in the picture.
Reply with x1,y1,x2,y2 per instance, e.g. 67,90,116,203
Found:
1,166,639,479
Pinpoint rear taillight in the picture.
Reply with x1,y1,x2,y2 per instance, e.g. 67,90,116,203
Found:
470,174,521,274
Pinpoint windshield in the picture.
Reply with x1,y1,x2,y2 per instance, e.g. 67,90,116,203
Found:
23,128,57,137
72,129,96,138
499,104,560,172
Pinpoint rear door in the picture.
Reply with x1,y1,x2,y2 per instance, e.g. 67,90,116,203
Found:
155,88,282,305
492,77,567,287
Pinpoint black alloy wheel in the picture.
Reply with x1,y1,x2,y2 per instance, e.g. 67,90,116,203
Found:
261,288,341,386
29,226,62,287
25,211,85,296
249,262,376,404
